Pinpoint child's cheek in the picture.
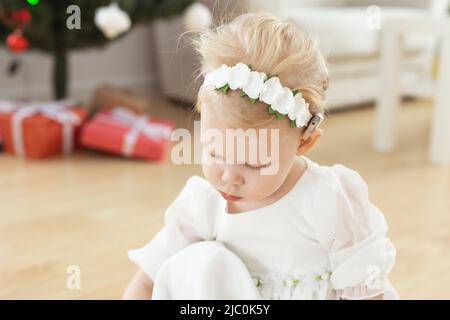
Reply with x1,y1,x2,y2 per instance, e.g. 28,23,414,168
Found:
201,159,221,187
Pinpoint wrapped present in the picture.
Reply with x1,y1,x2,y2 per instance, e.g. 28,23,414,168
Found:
0,101,22,149
80,107,175,161
0,99,87,159
90,85,149,114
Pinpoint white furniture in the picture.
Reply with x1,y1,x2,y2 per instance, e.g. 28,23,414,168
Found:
374,16,450,164
154,0,448,109
248,0,448,109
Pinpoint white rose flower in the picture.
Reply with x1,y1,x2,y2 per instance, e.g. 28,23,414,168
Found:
284,278,294,288
272,87,294,115
228,63,251,90
295,101,312,128
287,93,313,127
203,64,231,89
95,2,131,39
242,71,267,100
202,73,213,87
288,92,306,120
321,272,330,281
259,77,284,105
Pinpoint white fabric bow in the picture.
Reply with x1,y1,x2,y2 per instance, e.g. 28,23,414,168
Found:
0,99,81,157
105,107,172,157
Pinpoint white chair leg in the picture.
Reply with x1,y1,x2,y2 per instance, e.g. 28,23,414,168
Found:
429,33,450,165
374,27,402,152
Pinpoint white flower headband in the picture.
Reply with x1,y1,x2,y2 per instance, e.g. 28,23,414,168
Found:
201,62,324,131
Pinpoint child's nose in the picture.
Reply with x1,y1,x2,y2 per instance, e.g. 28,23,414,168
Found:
221,169,244,187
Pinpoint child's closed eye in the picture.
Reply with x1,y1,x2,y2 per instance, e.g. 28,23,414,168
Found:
208,150,270,169
246,162,271,169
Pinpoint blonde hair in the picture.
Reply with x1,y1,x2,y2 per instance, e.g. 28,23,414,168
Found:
191,12,329,129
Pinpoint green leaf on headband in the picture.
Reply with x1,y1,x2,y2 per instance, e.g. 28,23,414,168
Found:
268,106,276,114
275,112,285,119
290,120,297,128
216,84,230,94
240,89,247,97
247,64,252,70
250,98,257,104
293,90,299,96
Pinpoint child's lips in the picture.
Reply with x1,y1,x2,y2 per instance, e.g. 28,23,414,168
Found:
219,191,242,201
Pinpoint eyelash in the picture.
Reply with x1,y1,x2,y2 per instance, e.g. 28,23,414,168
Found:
208,151,270,169
248,164,269,169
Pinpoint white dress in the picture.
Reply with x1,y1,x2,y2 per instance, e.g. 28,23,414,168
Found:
128,156,399,300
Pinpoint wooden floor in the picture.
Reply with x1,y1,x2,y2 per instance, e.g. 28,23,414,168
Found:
0,96,449,299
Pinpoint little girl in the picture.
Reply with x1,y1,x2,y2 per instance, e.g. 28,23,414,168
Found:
123,13,398,300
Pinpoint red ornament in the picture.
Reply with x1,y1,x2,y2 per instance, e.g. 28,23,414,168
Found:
7,32,29,53
12,9,32,26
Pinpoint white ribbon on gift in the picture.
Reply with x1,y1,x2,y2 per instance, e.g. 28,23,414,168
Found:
0,99,81,157
104,107,173,157
0,100,24,113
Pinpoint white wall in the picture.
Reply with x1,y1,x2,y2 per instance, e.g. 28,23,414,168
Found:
0,25,157,102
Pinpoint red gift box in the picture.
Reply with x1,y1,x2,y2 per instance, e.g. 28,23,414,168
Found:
0,99,87,159
80,107,175,161
0,101,22,148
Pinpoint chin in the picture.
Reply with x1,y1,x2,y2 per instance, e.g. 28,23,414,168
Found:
245,193,270,202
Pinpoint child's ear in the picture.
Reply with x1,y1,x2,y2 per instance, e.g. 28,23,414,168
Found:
296,128,323,156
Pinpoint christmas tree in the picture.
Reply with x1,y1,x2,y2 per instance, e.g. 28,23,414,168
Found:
0,0,194,99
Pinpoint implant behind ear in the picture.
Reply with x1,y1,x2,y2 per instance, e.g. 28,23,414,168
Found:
303,113,324,140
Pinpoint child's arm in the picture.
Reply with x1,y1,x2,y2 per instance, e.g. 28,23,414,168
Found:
122,269,154,300
125,177,210,299
341,294,384,300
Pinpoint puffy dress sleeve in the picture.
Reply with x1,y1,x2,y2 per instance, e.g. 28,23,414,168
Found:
128,176,214,282
324,165,398,300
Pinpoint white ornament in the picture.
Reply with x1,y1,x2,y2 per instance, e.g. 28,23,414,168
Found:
95,2,131,39
183,2,212,31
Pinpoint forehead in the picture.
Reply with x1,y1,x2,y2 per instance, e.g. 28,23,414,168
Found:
200,88,295,127
201,107,295,144
198,87,299,150
201,111,280,139
199,87,273,127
